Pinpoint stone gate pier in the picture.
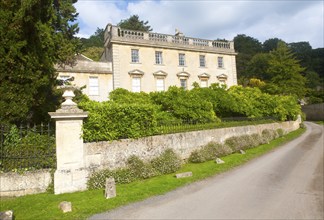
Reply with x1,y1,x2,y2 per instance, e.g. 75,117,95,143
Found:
49,86,88,194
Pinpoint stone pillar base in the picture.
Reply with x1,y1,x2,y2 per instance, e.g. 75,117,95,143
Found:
54,169,89,194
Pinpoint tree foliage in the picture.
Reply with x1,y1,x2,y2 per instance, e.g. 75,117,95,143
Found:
0,0,80,124
266,42,306,98
118,15,152,32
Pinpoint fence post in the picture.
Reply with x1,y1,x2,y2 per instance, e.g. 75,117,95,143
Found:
49,86,88,194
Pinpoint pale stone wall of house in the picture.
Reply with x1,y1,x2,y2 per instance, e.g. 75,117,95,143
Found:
112,44,237,92
0,170,52,197
84,120,300,170
57,72,113,101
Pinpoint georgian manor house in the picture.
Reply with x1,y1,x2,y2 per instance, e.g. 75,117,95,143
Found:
56,23,238,101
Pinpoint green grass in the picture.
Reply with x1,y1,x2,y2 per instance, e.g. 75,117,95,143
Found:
314,121,324,125
0,127,305,220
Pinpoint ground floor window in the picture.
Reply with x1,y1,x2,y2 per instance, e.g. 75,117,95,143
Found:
156,78,165,91
200,79,208,88
132,77,141,92
89,76,99,95
180,78,187,89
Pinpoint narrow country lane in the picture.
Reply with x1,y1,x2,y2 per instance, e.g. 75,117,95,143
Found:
90,122,324,220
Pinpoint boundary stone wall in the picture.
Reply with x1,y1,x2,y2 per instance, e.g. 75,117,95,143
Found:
84,120,300,171
302,103,324,121
1,119,300,197
0,170,52,197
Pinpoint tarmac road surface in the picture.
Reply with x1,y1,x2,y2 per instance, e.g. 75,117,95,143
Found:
90,121,323,220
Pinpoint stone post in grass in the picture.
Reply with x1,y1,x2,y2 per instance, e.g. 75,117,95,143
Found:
49,86,88,194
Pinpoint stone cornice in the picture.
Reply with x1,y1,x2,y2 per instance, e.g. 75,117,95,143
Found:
110,38,237,55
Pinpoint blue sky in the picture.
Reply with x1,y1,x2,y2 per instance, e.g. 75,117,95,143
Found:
75,0,324,48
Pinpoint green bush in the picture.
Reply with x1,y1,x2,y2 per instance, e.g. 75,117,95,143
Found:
150,149,182,175
0,125,55,172
189,142,232,163
88,149,182,189
79,100,158,142
87,167,137,190
225,133,266,152
261,129,278,144
127,155,157,179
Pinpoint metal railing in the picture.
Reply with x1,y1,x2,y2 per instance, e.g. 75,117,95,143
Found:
0,123,56,172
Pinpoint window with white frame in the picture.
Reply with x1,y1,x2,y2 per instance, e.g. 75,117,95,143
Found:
155,51,163,65
180,78,187,89
131,49,139,63
179,53,186,66
132,77,141,92
59,75,70,80
156,78,165,91
200,79,208,88
199,55,206,67
89,76,99,95
218,56,224,68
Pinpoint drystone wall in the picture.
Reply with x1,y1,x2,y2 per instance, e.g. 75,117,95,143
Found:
84,120,300,171
0,170,52,197
302,103,324,121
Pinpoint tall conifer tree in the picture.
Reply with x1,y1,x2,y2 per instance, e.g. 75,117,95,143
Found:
0,0,80,124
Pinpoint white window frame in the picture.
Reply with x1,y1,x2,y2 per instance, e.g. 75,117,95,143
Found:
218,56,224,68
131,49,139,63
156,78,165,92
179,53,186,66
155,51,163,65
89,76,99,96
199,55,206,67
180,78,187,90
200,79,208,88
132,77,141,92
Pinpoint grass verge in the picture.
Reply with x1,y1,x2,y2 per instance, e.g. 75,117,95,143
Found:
0,127,306,220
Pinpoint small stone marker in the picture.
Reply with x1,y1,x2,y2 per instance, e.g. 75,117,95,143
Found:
176,171,193,179
105,177,116,199
59,201,72,213
240,150,246,154
0,210,13,220
215,158,225,164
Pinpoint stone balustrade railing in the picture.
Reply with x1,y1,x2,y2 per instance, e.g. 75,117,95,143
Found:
107,25,234,51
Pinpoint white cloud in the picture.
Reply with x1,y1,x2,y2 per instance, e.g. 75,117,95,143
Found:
75,0,323,48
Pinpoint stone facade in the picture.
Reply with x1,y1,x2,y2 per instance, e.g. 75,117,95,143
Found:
56,54,113,102
56,25,238,102
101,24,237,93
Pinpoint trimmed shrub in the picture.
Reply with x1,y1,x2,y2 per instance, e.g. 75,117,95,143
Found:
189,142,232,163
151,149,182,174
127,155,157,179
261,129,278,144
276,129,284,137
87,149,182,189
79,100,158,142
87,168,137,190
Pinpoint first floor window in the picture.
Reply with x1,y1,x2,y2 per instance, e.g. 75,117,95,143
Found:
89,77,99,95
218,57,224,68
180,78,187,89
199,55,206,67
155,51,163,64
156,78,165,91
132,77,141,92
131,49,139,63
179,53,185,66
